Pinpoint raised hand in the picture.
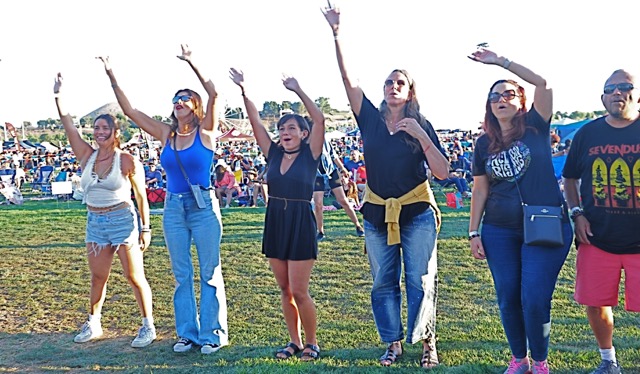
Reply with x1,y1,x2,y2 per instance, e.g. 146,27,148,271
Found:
54,72,63,94
468,47,500,65
177,44,192,62
229,68,245,88
95,56,111,70
282,75,300,93
322,0,340,33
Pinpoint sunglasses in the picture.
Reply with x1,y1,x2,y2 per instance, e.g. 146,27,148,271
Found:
384,79,406,87
488,89,519,103
603,83,635,95
172,95,192,104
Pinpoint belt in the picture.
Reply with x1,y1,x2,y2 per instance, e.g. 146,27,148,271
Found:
87,201,130,213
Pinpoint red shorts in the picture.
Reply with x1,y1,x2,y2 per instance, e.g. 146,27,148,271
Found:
574,243,640,311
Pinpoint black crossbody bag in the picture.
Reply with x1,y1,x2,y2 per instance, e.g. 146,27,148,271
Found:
172,136,207,209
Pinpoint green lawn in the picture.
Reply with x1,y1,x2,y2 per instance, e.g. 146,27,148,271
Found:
0,198,638,373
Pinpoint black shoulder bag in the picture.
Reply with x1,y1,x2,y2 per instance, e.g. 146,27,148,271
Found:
172,136,207,209
508,153,564,247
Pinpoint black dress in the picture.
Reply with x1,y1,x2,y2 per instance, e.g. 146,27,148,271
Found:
262,142,320,260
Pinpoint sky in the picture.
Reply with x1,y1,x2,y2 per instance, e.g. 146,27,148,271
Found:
1,0,639,132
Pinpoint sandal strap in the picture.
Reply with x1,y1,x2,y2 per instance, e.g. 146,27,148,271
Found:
304,343,320,354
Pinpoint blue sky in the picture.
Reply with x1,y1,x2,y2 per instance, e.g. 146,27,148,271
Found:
1,0,639,130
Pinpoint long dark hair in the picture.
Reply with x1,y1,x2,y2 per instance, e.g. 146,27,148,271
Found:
169,88,204,135
94,114,122,149
483,79,532,154
276,114,311,149
379,69,433,153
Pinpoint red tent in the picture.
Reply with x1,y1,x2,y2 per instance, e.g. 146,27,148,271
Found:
217,128,255,142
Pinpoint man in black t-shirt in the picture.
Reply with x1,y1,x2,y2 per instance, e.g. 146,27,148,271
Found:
563,69,640,374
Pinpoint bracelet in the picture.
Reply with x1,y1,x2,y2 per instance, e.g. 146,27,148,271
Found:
111,83,118,88
241,89,246,97
141,228,151,233
333,34,339,40
502,58,512,69
423,144,431,154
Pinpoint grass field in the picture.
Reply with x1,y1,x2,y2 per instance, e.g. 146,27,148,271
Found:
0,197,638,373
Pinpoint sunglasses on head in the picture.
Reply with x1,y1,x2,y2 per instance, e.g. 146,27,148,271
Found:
603,83,635,95
384,79,406,87
488,89,519,103
172,95,192,104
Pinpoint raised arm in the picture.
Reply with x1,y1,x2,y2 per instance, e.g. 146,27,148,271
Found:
229,68,273,155
97,56,170,143
469,47,552,121
53,73,94,165
322,2,364,116
282,77,325,158
177,44,218,133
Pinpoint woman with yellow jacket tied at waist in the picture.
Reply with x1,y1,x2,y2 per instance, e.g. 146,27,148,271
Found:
323,2,450,369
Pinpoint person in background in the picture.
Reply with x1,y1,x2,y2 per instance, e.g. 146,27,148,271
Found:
313,137,364,241
145,163,163,188
53,73,155,348
213,161,241,209
563,69,640,374
98,44,227,355
324,3,450,368
230,67,324,361
468,47,573,374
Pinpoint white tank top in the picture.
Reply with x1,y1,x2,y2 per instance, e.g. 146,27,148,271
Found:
80,149,132,207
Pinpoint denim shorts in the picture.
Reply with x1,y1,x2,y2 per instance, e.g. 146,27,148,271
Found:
85,205,138,254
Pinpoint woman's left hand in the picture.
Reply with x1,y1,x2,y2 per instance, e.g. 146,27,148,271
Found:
282,75,300,92
177,44,192,62
394,118,425,139
139,231,151,251
468,47,499,65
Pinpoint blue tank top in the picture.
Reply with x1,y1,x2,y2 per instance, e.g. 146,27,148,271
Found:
160,131,213,193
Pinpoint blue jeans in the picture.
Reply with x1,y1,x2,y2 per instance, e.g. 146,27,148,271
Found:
364,208,438,344
163,189,228,346
481,222,572,361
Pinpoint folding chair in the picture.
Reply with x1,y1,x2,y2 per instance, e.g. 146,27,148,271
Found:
32,165,54,195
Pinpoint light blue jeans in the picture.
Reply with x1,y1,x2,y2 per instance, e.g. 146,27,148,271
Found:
364,207,438,344
163,189,228,347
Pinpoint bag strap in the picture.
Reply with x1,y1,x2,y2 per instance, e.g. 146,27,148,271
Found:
171,134,192,185
505,150,526,206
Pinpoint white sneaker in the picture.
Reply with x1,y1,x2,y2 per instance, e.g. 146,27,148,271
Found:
74,322,103,343
131,325,157,348
173,338,194,353
201,343,221,354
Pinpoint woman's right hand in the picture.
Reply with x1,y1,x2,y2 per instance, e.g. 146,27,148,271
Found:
95,56,111,71
229,67,245,88
468,47,499,66
470,237,486,260
322,1,340,34
53,73,63,94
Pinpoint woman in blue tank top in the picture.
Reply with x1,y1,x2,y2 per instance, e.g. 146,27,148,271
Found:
97,45,227,355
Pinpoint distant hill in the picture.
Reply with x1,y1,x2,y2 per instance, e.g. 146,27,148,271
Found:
82,102,124,120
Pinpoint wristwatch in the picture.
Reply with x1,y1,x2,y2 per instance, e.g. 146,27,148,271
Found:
468,230,480,240
569,206,584,221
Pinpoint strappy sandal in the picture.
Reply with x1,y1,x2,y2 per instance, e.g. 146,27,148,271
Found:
421,338,439,368
379,341,403,366
300,343,320,361
275,342,302,360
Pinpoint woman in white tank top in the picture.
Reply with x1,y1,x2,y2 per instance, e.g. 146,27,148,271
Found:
54,73,156,349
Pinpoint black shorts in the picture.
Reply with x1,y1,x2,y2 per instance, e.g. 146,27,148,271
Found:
314,169,342,192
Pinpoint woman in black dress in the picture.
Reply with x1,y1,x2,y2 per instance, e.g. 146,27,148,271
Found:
229,68,325,361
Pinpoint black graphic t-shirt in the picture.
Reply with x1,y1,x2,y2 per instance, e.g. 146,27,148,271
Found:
563,117,640,254
473,107,566,229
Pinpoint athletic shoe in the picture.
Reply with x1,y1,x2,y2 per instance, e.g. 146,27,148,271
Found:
316,232,325,241
173,338,194,353
131,325,156,348
504,356,531,374
356,228,365,237
201,343,221,354
74,321,103,343
591,360,621,374
532,360,549,374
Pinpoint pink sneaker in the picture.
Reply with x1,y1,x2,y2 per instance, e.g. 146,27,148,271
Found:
531,360,549,374
504,356,531,374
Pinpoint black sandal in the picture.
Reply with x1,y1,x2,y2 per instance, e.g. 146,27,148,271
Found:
275,342,302,359
421,338,439,368
300,343,320,361
380,342,402,366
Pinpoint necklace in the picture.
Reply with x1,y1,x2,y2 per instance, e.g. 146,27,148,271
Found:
283,148,301,160
177,126,197,137
385,119,396,135
96,152,115,162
